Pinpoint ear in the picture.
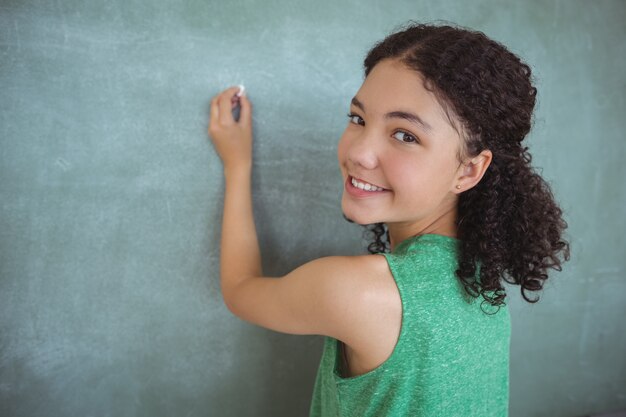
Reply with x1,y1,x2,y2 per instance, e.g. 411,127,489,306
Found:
454,149,492,193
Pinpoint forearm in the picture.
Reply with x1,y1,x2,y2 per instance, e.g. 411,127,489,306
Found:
220,166,262,303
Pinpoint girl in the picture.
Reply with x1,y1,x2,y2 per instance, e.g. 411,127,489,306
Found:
208,22,570,417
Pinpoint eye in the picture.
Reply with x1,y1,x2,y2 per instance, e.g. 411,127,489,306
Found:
392,130,418,144
347,113,365,126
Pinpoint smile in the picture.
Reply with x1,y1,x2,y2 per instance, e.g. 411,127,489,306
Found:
350,176,386,191
345,176,390,198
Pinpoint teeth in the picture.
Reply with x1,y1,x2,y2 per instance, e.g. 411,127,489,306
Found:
351,177,384,192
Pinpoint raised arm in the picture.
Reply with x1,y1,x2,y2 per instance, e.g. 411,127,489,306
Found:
207,88,398,343
209,86,260,305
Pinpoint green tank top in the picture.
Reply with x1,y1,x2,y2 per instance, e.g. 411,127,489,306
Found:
308,233,510,417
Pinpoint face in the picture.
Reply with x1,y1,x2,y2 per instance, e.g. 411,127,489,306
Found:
337,59,465,237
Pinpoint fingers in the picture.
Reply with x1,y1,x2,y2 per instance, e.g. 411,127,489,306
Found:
217,88,237,125
211,86,251,126
238,94,252,126
209,97,219,131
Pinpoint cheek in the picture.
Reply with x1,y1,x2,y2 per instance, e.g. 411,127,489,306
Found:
337,138,345,162
337,133,350,167
384,156,416,188
385,155,447,197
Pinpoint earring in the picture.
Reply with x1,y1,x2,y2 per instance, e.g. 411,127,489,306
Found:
456,185,461,189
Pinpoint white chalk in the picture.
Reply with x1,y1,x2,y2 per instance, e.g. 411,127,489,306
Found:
236,84,245,97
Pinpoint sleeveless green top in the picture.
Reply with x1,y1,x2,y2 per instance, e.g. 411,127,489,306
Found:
308,234,510,417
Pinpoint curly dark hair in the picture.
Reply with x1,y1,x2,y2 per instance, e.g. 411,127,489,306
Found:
356,22,570,312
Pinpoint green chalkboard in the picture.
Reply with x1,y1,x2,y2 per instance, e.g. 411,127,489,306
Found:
1,1,625,416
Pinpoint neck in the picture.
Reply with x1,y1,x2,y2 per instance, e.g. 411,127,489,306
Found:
386,206,458,252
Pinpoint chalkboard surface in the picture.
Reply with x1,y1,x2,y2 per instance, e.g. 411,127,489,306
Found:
1,1,625,416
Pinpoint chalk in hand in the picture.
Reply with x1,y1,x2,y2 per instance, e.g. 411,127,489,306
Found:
232,84,245,121
231,84,245,106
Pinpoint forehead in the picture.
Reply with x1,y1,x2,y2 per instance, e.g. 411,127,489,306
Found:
356,59,456,136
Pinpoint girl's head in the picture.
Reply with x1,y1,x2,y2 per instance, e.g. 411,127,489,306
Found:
338,48,493,237
340,22,570,310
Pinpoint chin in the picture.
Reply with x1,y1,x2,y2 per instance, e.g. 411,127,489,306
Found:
342,213,373,226
341,199,378,226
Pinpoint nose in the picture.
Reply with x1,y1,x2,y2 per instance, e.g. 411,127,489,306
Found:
342,130,379,171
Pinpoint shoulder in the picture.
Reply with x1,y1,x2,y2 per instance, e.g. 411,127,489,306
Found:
303,254,396,303
295,254,400,345
313,255,403,369
228,253,400,346
312,253,391,279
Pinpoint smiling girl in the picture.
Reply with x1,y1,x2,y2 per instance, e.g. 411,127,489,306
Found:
209,22,570,417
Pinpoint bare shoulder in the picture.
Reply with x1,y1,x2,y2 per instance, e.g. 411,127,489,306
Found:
228,253,400,350
306,254,400,346
315,254,402,375
305,253,392,282
295,253,396,303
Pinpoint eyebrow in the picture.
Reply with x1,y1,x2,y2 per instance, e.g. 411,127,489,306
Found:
351,96,433,132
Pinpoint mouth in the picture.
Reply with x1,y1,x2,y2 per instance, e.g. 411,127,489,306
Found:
349,176,388,191
345,175,391,197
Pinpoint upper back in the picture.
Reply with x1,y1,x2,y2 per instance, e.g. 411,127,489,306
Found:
310,233,511,417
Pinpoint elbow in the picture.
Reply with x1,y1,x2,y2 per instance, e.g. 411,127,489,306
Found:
222,293,237,316
221,283,242,316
